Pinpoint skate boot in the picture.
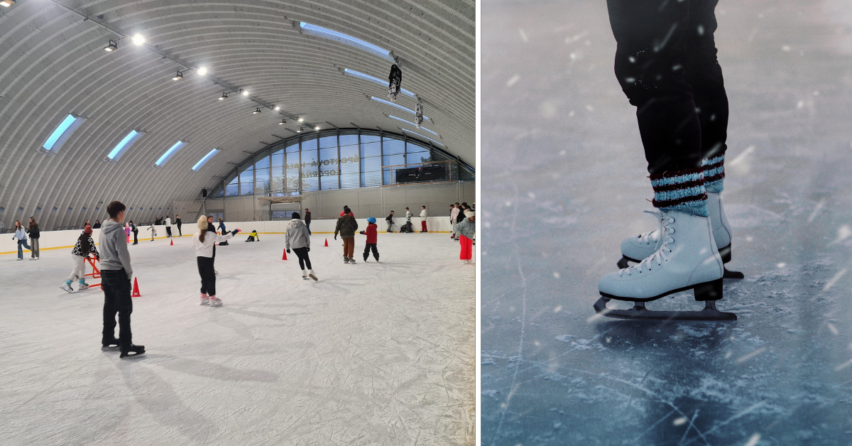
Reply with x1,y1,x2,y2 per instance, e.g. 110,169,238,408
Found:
617,193,743,279
200,293,210,305
363,253,369,262
102,338,120,350
209,296,223,307
344,256,350,264
595,209,736,321
308,270,318,281
302,270,309,280
120,344,145,359
60,282,74,293
349,258,356,264
79,280,90,290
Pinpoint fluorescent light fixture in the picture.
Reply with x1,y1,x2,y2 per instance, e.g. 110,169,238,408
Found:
107,130,144,161
388,115,437,135
198,66,207,76
297,127,303,133
401,128,444,147
155,141,185,166
42,114,86,152
343,69,415,98
132,33,145,46
300,22,393,61
104,40,118,52
279,119,287,125
0,1,16,7
253,107,261,115
314,126,320,131
192,148,219,171
370,97,429,121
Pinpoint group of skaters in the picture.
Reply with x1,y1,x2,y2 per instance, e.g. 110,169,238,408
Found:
11,218,41,260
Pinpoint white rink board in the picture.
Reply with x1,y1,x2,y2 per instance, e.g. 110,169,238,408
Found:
0,233,475,445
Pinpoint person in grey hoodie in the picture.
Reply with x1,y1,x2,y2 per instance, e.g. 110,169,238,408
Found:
285,212,317,281
99,201,144,358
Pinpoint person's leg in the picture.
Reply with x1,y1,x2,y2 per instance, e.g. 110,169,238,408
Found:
302,250,312,270
101,270,120,344
306,222,311,235
114,270,133,347
363,243,370,261
197,257,208,295
295,248,306,270
31,239,38,258
347,238,355,259
166,226,171,237
371,244,380,261
17,241,23,259
178,225,182,237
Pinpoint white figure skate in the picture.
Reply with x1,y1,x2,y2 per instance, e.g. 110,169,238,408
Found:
595,209,736,321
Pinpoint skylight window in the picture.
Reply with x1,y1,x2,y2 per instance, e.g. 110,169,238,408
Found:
192,149,219,171
343,69,415,98
155,141,185,167
42,114,86,152
388,115,438,136
370,97,430,121
402,128,444,147
300,22,393,61
107,130,144,161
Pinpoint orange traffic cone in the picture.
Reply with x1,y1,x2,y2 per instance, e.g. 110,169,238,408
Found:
324,238,329,247
282,249,288,260
131,278,141,298
170,239,174,246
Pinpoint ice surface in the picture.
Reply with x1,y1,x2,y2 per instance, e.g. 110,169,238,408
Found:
482,0,852,444
0,234,474,445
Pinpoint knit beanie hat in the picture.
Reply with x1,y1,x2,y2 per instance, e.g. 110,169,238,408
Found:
291,212,300,220
84,225,93,234
197,215,208,230
343,206,351,214
464,210,475,219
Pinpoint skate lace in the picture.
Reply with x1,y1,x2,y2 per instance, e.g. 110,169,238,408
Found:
620,213,675,276
637,210,663,244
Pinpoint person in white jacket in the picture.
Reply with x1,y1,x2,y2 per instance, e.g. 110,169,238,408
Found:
420,206,428,233
285,212,317,281
193,215,239,307
164,216,172,238
450,203,460,239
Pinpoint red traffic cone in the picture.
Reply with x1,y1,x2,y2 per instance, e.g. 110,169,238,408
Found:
131,278,141,298
324,238,329,247
282,248,288,260
170,239,174,246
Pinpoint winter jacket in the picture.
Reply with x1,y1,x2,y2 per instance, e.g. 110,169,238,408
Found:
165,217,171,226
285,219,311,249
194,230,233,258
13,228,26,241
218,221,226,232
27,224,40,239
456,208,467,224
450,207,460,222
386,213,394,222
405,210,412,221
304,212,311,223
334,215,358,238
72,235,99,258
175,218,182,227
93,222,101,229
130,223,138,233
457,218,475,239
208,222,216,232
362,223,378,244
99,219,133,278
420,209,427,218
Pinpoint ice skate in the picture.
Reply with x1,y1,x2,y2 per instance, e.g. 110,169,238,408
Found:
616,193,743,279
344,256,350,264
209,296,223,307
102,338,120,350
60,283,74,293
120,344,145,359
595,210,736,321
308,270,318,281
200,294,210,305
349,258,356,264
302,270,309,280
79,283,90,290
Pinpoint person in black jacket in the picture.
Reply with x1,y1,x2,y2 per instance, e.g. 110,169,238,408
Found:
385,210,395,233
93,220,101,229
27,217,40,260
454,203,468,240
175,215,182,237
304,209,312,235
129,221,139,245
207,215,219,274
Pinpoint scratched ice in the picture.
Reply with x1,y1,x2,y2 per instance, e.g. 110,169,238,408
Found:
482,0,852,444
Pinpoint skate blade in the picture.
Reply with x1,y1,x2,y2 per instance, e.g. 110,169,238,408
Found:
309,275,318,281
723,268,745,279
120,350,146,359
101,345,120,351
593,297,737,321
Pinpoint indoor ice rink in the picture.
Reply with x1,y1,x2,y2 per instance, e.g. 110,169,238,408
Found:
0,0,475,445
482,0,852,445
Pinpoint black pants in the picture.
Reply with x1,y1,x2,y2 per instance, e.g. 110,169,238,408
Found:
293,247,312,270
102,269,133,346
197,256,216,296
363,243,379,261
607,0,727,174
166,226,172,237
133,230,138,244
177,224,182,236
386,221,393,232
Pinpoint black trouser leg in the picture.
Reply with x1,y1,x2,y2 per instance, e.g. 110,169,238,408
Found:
102,269,132,347
197,257,216,295
166,227,172,237
365,243,379,261
133,231,138,244
607,0,704,173
177,225,182,237
294,248,311,270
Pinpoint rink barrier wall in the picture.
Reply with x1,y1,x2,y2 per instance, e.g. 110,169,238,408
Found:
0,217,463,256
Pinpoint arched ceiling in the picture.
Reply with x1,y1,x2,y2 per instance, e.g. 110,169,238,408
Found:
0,0,474,229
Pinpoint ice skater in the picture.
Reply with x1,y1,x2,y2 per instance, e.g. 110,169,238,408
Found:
594,0,738,321
11,220,32,261
450,203,459,239
420,206,428,233
360,217,380,262
334,206,359,264
217,218,229,245
285,212,317,281
124,223,131,243
147,222,157,241
27,217,40,260
454,203,468,241
165,216,173,238
304,208,312,234
129,221,138,245
385,210,395,233
457,210,475,264
194,216,240,307
245,229,260,242
175,215,182,237
99,201,144,358
61,225,100,293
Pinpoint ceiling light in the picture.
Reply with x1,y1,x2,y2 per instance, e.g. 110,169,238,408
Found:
172,71,183,81
298,117,304,123
104,40,118,52
314,126,320,131
242,90,249,96
274,106,280,111
219,92,228,101
198,66,207,76
279,119,287,125
253,107,261,115
0,1,16,7
132,33,145,46
297,127,303,133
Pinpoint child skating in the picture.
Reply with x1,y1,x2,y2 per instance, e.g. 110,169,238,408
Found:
147,222,157,241
360,217,380,262
61,225,100,293
245,230,260,242
194,216,239,307
285,212,317,281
